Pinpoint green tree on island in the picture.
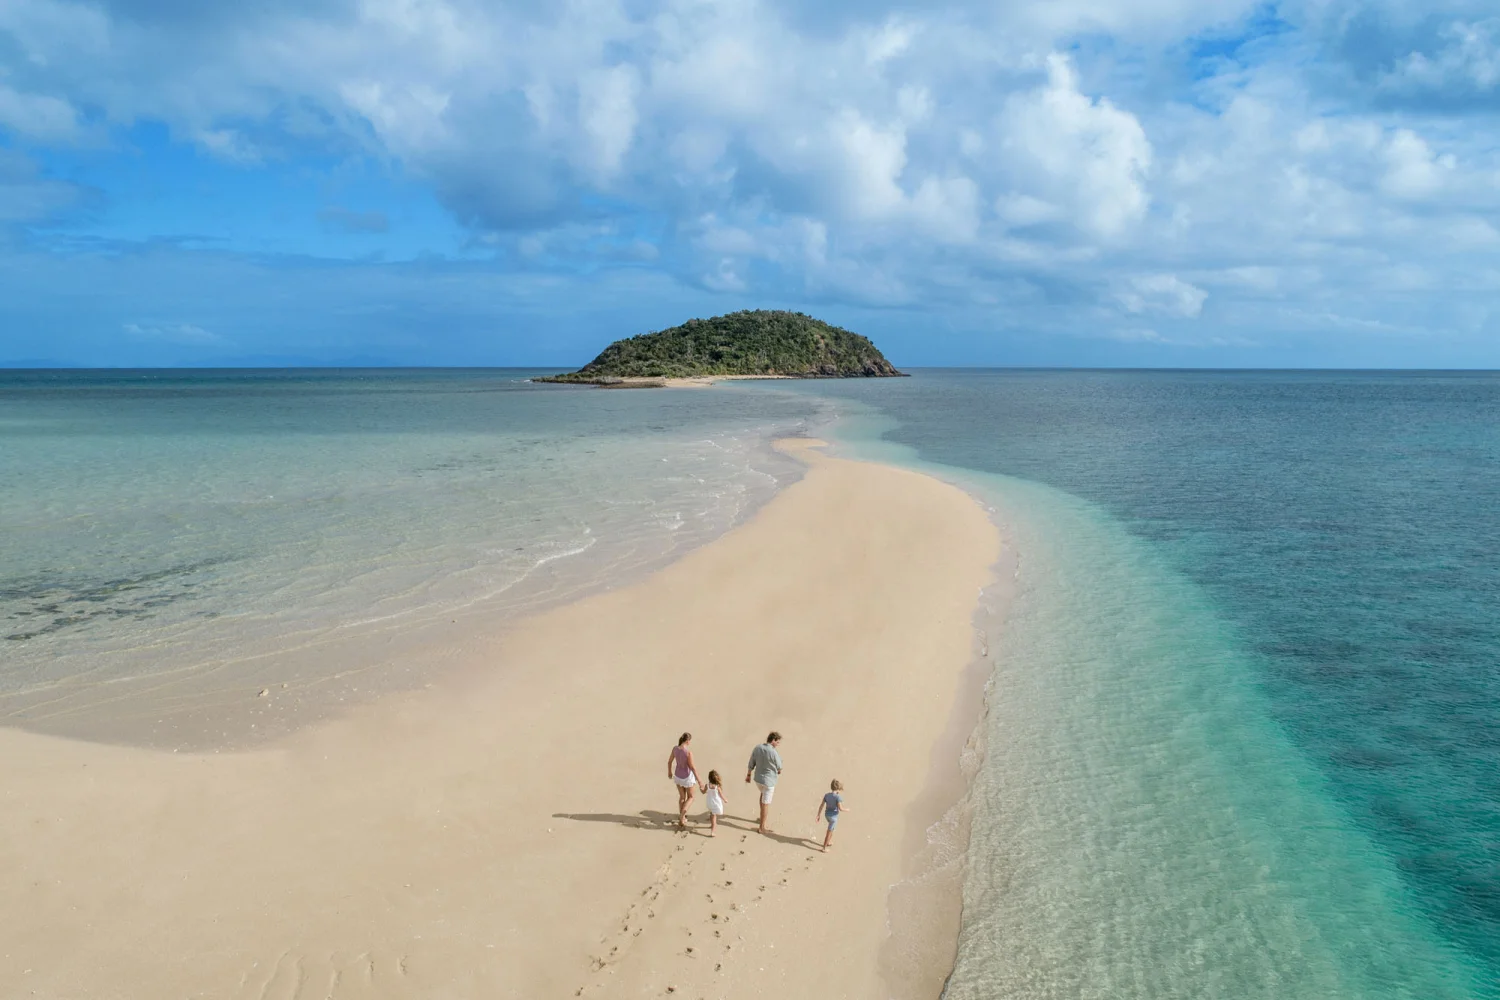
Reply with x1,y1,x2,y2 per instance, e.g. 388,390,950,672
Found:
537,310,905,382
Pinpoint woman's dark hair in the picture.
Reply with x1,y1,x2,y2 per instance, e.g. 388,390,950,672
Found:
707,770,722,786
767,731,782,743
678,732,692,746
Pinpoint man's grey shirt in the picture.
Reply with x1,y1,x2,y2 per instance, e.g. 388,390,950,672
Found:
748,743,783,786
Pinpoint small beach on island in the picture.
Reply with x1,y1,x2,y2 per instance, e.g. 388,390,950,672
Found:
0,438,1001,999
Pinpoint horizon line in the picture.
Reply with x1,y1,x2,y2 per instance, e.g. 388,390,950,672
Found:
6,364,1500,375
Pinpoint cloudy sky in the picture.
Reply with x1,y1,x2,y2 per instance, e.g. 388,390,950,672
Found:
1,0,1497,367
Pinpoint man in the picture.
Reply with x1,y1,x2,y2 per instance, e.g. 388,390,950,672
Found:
744,731,784,834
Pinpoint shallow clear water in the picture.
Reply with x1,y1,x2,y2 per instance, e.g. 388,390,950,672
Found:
784,370,1499,999
0,369,822,739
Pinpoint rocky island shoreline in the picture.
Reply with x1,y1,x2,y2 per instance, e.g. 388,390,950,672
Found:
535,309,906,385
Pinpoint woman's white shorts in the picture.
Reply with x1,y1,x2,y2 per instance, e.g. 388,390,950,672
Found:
673,772,699,789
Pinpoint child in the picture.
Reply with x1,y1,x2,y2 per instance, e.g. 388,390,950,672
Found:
703,770,727,836
816,779,847,851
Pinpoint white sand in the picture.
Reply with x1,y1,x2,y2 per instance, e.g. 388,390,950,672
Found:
0,440,1000,999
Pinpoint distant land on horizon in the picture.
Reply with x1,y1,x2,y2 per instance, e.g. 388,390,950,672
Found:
534,310,906,384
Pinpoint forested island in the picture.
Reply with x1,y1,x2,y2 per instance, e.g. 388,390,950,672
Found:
535,310,905,384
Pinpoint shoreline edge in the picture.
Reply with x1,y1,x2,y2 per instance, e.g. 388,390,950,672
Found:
0,438,1003,999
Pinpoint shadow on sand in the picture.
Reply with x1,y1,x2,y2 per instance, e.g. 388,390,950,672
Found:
552,809,819,850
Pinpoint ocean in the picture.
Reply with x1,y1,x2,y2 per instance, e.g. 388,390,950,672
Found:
786,370,1500,999
0,369,822,744
2,367,1496,996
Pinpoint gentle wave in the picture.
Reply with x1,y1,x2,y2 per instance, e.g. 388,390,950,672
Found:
0,370,829,742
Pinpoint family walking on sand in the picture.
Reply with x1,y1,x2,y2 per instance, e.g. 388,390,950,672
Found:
667,731,848,850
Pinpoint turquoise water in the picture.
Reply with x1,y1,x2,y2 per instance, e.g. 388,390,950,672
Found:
0,369,822,741
776,371,1499,998
4,367,1496,995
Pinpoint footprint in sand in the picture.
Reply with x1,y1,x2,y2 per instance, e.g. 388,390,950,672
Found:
237,947,404,1000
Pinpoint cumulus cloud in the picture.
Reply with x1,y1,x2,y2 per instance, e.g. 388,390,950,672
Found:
1381,18,1500,96
997,55,1153,241
1117,274,1208,318
0,85,80,141
1380,128,1456,198
0,0,1497,357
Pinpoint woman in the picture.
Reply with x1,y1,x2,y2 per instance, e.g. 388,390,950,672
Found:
666,732,701,831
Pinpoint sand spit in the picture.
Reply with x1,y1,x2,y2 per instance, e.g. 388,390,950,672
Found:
0,440,1000,999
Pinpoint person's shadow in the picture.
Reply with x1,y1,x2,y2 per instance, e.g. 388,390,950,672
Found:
552,810,819,850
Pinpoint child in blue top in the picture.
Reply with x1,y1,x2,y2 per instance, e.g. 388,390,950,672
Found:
815,779,847,852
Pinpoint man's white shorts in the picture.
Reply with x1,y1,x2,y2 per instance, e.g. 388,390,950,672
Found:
756,782,775,805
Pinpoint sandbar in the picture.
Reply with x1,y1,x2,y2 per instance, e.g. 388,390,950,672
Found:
0,440,1000,998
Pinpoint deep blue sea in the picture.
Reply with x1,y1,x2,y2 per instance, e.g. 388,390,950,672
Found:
2,367,1495,996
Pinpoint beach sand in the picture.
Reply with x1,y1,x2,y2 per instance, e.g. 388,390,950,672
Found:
0,440,1000,999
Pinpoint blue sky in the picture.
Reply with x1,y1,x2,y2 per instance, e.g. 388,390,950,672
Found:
0,0,1498,367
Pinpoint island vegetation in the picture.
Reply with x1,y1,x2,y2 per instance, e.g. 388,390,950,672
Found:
535,310,905,384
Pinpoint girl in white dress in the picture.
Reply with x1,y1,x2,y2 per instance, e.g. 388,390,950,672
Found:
703,770,727,836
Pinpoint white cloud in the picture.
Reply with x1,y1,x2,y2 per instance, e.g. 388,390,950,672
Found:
1381,129,1455,199
1117,274,1208,318
0,84,79,141
1,0,1498,357
194,127,263,164
577,64,640,179
911,175,980,243
701,257,746,292
997,55,1152,240
864,18,917,66
1379,18,1500,96
828,109,908,220
339,81,452,154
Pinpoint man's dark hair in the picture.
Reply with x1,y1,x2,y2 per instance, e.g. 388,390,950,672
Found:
767,731,782,743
